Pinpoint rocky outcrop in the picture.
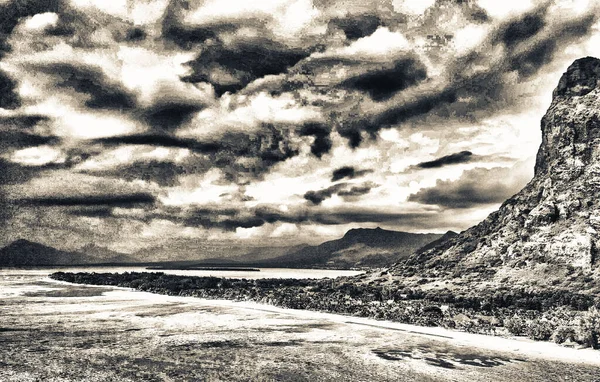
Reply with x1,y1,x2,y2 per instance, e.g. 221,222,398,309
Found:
394,57,600,282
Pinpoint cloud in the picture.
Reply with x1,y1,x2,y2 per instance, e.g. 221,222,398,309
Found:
328,14,383,41
304,181,377,205
0,114,49,129
182,38,312,96
0,131,60,151
299,122,332,158
303,183,345,205
84,160,188,187
340,4,600,142
408,165,531,209
337,182,378,197
94,126,301,183
29,62,138,110
331,166,373,181
0,0,65,56
0,70,20,109
17,192,156,207
125,26,147,42
0,158,66,185
142,100,206,131
0,0,598,248
339,57,428,101
92,134,220,153
67,206,114,218
416,151,473,169
156,203,438,232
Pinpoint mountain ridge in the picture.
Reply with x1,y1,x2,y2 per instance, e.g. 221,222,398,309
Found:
255,227,446,268
0,239,93,266
0,227,451,268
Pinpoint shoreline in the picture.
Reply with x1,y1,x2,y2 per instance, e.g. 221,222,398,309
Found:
45,276,600,365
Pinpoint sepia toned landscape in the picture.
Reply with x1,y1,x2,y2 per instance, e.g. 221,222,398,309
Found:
3,0,600,381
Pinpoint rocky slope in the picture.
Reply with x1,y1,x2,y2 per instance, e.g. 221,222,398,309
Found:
389,57,600,289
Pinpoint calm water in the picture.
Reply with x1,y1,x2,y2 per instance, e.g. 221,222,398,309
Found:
0,266,363,280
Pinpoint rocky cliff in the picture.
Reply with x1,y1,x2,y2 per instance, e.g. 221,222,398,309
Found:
391,57,600,288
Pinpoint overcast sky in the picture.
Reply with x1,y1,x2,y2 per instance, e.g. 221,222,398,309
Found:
1,0,599,252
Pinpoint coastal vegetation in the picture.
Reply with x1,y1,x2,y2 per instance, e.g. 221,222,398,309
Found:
50,271,600,349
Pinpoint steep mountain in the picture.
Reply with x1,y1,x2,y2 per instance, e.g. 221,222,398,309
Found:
389,57,600,290
0,239,93,266
260,227,444,268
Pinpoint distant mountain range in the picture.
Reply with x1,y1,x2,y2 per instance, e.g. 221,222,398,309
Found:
244,227,450,269
0,239,136,267
0,228,454,269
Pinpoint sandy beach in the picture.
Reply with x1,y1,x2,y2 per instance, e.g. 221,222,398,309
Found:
0,271,598,381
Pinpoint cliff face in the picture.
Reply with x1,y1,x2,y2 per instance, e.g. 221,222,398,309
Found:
395,57,600,283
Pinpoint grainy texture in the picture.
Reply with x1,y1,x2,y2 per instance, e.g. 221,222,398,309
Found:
2,271,600,381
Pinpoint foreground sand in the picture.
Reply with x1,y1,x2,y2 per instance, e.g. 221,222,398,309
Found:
1,272,599,381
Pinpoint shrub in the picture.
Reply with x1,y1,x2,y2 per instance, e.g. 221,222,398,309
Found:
552,325,576,344
504,316,527,336
574,307,600,349
526,319,555,341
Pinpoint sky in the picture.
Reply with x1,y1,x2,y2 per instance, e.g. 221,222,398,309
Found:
1,0,600,254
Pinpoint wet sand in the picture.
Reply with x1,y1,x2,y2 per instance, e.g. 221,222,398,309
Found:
1,272,599,381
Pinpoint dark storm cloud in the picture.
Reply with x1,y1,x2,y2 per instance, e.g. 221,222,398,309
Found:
184,214,266,231
182,39,311,96
299,123,332,158
84,160,189,187
331,166,372,182
94,126,300,183
496,13,545,48
328,14,383,40
125,27,147,42
157,204,436,231
304,182,377,205
0,158,63,186
337,183,377,197
141,100,205,131
408,167,525,209
342,5,600,143
160,0,236,49
0,70,21,109
417,151,473,169
254,206,436,227
67,206,114,218
213,127,300,182
17,193,156,207
0,114,49,129
304,183,346,205
339,57,428,101
0,114,57,152
30,62,137,110
0,149,97,186
0,132,60,152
